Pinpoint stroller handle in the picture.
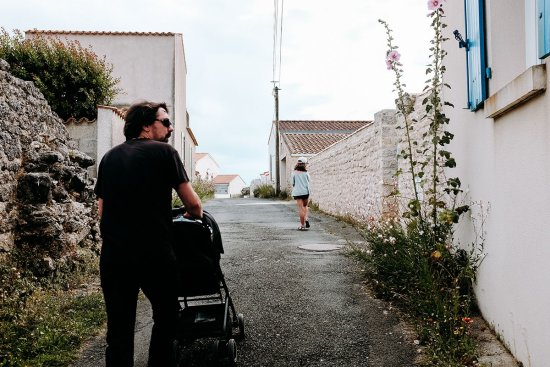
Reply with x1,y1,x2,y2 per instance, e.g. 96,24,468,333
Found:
172,206,205,225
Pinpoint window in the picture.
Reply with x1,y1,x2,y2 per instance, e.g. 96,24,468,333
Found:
538,0,550,58
464,0,488,111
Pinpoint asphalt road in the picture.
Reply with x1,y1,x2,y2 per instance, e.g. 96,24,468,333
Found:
72,197,417,367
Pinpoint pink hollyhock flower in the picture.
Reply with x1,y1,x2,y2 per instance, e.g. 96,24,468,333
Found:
386,50,401,63
428,0,444,11
386,59,393,70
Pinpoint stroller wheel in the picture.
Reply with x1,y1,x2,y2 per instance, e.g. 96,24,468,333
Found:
226,339,237,366
209,339,221,358
237,314,245,340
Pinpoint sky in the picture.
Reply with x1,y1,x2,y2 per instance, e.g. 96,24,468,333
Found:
2,0,433,184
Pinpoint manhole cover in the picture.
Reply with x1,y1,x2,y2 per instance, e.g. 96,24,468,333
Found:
298,244,344,252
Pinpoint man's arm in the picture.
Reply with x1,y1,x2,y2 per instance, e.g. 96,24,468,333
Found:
175,181,203,218
97,197,103,219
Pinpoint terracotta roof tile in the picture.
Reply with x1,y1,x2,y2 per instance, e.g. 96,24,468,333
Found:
63,117,96,125
26,29,177,36
213,174,240,184
282,133,349,155
279,120,370,133
97,105,126,120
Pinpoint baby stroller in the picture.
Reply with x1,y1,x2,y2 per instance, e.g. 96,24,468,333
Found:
171,208,244,366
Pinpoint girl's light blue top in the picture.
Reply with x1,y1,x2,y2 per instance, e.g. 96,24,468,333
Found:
291,171,310,196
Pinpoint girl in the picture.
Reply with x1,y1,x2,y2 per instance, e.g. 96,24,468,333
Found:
291,157,311,230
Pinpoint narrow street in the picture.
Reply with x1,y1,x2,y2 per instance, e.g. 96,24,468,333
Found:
73,197,417,367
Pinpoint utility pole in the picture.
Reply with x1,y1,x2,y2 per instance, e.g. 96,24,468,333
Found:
273,85,281,195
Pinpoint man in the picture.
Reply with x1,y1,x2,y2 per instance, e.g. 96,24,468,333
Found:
95,101,202,366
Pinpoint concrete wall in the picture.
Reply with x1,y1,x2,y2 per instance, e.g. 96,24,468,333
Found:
308,111,394,220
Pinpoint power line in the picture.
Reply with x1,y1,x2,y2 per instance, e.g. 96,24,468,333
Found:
272,0,284,85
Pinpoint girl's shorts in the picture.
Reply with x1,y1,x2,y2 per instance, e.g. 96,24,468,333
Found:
293,195,309,200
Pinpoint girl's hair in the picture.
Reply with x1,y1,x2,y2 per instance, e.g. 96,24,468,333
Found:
294,162,307,172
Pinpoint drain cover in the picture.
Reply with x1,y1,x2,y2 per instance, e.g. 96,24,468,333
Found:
298,244,344,252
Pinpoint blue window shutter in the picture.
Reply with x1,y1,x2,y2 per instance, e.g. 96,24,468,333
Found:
538,0,550,59
464,0,487,111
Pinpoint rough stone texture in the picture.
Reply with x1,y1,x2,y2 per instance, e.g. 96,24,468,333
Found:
308,109,399,221
0,58,100,275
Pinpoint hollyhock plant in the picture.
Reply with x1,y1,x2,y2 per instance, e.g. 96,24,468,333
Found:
428,0,445,11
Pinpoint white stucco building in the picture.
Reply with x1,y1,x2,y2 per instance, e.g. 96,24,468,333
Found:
212,175,246,199
194,152,220,180
26,30,197,177
443,1,550,365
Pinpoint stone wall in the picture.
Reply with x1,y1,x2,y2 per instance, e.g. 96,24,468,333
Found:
308,110,399,221
0,59,99,275
307,91,437,224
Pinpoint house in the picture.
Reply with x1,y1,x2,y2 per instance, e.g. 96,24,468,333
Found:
194,152,220,180
439,1,549,365
212,175,246,199
26,30,198,178
268,120,371,192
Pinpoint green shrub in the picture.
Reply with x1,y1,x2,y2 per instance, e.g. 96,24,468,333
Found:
253,184,276,198
192,178,215,200
0,263,105,366
172,177,215,207
278,189,289,199
0,29,120,120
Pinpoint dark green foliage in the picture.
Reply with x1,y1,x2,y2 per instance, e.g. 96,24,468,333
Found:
0,29,120,120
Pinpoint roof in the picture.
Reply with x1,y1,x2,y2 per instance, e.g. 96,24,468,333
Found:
282,133,350,155
277,120,372,155
194,153,208,161
279,120,370,133
186,127,198,146
213,174,241,184
26,29,178,37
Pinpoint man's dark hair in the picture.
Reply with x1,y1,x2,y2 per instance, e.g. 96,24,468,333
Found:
124,101,169,140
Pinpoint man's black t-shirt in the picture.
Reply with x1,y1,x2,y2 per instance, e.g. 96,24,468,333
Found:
94,138,189,263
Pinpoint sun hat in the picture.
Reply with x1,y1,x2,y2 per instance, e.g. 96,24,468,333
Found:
297,157,308,164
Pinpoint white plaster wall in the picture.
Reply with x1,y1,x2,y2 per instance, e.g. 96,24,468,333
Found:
228,177,246,197
308,111,395,220
64,121,97,177
96,107,125,174
173,34,191,171
52,34,176,106
443,1,550,365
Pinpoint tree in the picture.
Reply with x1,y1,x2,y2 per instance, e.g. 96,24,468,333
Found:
0,29,120,120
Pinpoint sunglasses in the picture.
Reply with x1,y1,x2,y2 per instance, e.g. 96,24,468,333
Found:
155,118,172,128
